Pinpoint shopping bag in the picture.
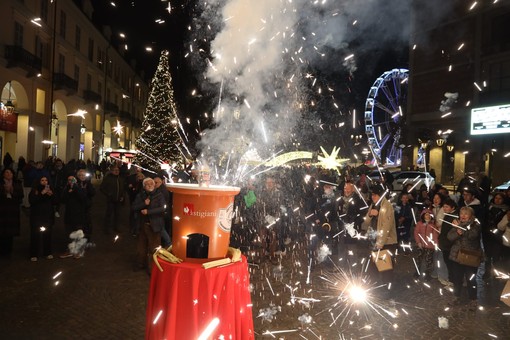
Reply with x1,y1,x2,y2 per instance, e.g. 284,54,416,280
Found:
371,249,393,272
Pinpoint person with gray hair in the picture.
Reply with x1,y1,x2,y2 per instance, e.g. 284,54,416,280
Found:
447,206,482,310
132,177,166,273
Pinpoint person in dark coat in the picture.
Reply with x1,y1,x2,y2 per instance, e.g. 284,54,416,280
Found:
438,198,458,286
49,158,66,217
28,176,55,261
447,206,482,310
76,169,96,242
16,156,26,180
154,175,171,247
126,167,145,236
2,152,14,170
60,175,88,256
100,166,126,234
132,177,166,272
338,181,365,256
0,168,24,257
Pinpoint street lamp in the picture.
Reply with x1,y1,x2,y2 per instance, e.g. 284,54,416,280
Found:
4,81,15,114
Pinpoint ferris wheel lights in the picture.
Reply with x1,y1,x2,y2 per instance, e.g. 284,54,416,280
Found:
412,44,417,50
474,82,483,91
457,43,465,51
448,65,453,72
469,2,478,11
441,112,452,118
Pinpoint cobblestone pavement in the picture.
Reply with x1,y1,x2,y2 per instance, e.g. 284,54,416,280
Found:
1,181,509,339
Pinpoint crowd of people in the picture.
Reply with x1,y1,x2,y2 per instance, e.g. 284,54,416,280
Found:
2,152,510,309
0,154,171,267
230,166,510,309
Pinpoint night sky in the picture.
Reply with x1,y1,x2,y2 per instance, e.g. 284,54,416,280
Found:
89,0,193,99
87,0,411,156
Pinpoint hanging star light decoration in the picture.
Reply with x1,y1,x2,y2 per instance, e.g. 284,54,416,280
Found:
317,146,349,171
113,120,124,136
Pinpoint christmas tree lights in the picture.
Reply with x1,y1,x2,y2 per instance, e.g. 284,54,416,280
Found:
134,50,183,172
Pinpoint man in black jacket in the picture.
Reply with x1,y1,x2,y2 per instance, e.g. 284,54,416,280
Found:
100,166,125,234
132,178,166,273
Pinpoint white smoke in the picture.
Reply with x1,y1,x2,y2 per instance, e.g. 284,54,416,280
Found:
187,0,453,182
439,92,459,113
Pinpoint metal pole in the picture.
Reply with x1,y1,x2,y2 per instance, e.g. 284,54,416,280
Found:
100,45,109,161
48,0,58,157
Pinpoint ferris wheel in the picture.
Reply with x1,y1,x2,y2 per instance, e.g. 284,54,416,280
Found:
364,68,408,166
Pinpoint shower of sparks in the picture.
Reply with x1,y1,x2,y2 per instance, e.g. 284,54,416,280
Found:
314,267,408,329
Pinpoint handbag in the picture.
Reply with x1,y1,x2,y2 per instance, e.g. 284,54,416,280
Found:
457,248,483,267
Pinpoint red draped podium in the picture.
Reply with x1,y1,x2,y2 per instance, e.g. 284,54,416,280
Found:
145,256,254,339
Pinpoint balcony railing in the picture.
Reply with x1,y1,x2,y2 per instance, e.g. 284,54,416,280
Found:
5,45,42,76
105,102,119,114
83,90,102,104
118,110,132,123
53,73,78,94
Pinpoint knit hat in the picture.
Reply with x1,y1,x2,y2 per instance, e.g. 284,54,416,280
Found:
421,209,433,219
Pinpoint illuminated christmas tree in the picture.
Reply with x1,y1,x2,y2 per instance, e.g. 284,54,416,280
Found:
134,50,183,172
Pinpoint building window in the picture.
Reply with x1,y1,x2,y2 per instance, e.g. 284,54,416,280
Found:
35,35,43,60
114,65,120,83
75,26,81,51
58,53,65,73
86,74,92,91
59,10,66,39
74,65,80,84
40,0,48,23
88,38,94,62
98,81,102,97
14,21,23,47
97,48,105,70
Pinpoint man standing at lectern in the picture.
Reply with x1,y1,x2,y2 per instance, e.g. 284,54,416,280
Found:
133,177,166,273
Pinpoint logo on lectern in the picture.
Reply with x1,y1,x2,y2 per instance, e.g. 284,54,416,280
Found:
183,203,194,215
